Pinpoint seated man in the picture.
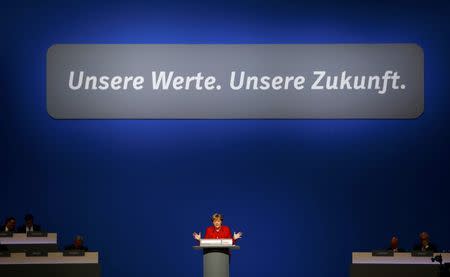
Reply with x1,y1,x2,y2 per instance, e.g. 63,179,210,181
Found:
387,235,405,252
17,214,41,233
65,235,88,251
413,232,438,252
1,217,16,233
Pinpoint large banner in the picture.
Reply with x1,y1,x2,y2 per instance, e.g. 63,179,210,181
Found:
47,44,423,119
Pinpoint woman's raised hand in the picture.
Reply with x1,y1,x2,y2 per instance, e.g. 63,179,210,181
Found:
233,232,243,240
193,232,201,241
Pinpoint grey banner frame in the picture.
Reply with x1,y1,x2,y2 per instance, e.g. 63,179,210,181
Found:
47,44,424,119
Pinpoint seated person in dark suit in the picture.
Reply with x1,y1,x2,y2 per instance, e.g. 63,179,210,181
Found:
0,244,8,252
413,232,438,252
0,243,9,252
65,235,88,251
1,217,17,233
17,214,41,233
387,235,405,252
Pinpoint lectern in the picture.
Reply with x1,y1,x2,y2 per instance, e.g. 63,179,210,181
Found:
193,239,240,277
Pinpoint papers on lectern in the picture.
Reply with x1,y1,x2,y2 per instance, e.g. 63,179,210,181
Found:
200,239,233,246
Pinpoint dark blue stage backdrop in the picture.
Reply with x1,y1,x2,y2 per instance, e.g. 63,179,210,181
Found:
1,0,450,276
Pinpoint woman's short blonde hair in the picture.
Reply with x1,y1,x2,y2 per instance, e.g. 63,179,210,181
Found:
211,213,223,222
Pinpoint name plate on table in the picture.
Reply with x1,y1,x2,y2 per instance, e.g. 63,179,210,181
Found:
26,250,48,257
0,232,13,237
27,231,48,237
372,250,394,256
0,251,11,257
412,251,433,257
200,239,233,246
63,250,86,256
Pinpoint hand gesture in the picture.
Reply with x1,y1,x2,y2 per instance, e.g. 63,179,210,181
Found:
233,232,243,240
193,232,201,241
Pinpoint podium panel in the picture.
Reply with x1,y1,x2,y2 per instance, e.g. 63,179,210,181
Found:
351,264,441,277
204,251,229,277
194,245,240,277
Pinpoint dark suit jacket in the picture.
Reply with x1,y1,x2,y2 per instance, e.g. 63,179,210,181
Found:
17,224,41,233
64,244,88,251
413,242,438,252
387,247,405,252
0,226,15,233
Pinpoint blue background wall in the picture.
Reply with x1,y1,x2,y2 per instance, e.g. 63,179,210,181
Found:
1,0,450,276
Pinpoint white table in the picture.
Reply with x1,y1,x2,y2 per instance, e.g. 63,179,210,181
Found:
0,252,100,277
0,233,57,245
352,252,450,264
351,252,448,277
0,252,98,264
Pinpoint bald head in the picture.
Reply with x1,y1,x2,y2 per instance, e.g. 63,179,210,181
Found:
419,232,430,247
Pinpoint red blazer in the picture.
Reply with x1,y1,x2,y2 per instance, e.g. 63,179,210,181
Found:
204,225,235,244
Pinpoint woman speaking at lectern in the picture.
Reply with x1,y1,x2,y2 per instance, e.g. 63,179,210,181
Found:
193,213,243,244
